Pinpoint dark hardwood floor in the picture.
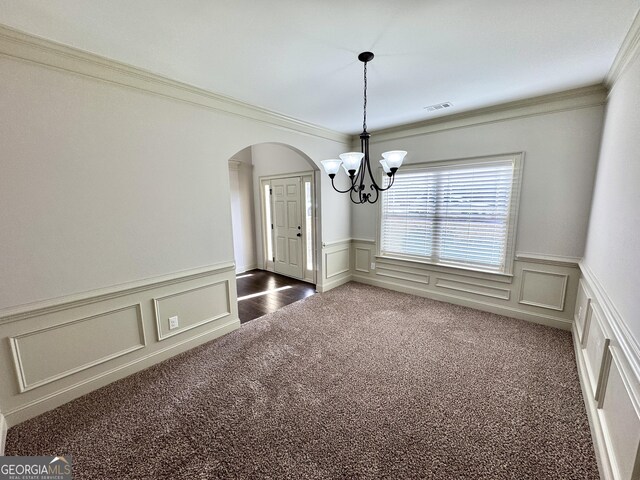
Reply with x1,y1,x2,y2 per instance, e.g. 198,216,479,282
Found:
236,269,316,324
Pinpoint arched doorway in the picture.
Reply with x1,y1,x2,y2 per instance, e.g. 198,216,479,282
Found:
227,142,320,323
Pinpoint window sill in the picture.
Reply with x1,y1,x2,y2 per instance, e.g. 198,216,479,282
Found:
375,254,514,284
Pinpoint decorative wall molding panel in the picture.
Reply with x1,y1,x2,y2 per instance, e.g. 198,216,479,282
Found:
518,269,568,311
10,304,146,393
0,24,349,144
350,239,578,330
435,278,511,301
354,247,371,274
574,265,640,480
317,240,351,292
153,281,231,341
0,263,239,427
575,279,592,344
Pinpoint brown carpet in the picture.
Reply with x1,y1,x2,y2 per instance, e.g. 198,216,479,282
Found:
6,282,598,479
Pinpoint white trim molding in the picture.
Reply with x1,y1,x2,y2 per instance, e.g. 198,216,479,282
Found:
0,412,6,455
0,24,349,145
515,252,581,268
605,9,640,88
574,262,640,480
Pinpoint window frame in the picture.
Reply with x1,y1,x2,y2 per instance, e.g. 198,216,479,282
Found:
376,152,524,277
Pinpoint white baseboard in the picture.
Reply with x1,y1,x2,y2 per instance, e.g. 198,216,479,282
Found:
0,413,7,455
236,264,257,274
317,275,352,293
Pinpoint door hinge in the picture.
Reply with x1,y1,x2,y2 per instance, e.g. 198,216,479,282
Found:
271,223,273,229
272,256,275,262
269,188,273,195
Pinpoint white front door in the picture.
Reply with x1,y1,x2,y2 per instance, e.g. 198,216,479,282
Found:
271,176,303,279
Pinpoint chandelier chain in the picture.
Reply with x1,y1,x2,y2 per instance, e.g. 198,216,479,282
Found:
363,60,367,133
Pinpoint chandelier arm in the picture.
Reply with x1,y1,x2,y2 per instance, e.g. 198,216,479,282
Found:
330,175,356,194
371,173,396,192
364,149,385,192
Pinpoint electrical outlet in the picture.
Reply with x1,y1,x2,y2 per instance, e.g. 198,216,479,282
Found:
168,316,179,330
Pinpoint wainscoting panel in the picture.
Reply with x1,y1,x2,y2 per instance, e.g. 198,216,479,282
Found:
582,304,611,401
575,279,592,344
0,262,240,427
354,247,371,274
317,240,352,292
435,278,510,300
351,242,578,330
154,281,231,341
10,304,145,392
599,348,640,480
518,269,568,311
326,249,349,278
573,264,640,480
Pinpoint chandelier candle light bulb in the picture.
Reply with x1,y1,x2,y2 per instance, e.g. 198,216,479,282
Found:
320,51,407,204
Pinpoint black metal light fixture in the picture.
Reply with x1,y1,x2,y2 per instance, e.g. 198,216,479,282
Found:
321,51,407,204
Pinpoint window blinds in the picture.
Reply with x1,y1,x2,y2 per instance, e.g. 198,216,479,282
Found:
381,160,516,273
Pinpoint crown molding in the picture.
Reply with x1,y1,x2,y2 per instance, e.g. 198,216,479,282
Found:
605,9,640,88
369,84,607,144
0,24,350,145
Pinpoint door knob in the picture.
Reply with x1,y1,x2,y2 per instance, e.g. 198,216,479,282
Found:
297,233,301,237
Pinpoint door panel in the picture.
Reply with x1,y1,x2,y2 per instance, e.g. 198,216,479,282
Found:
272,176,303,278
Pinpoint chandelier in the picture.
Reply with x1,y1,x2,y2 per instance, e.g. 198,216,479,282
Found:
321,52,407,204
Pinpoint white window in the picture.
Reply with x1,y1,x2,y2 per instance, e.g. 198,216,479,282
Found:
380,154,522,275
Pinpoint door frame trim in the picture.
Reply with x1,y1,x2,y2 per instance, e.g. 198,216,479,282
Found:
259,171,316,284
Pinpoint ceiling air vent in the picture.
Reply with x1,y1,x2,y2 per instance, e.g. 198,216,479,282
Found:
424,102,453,112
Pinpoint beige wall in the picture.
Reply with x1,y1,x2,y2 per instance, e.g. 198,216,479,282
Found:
0,54,350,312
351,102,605,260
582,48,640,346
229,148,257,273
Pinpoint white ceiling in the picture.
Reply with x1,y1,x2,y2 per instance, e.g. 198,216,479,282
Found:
1,0,638,134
